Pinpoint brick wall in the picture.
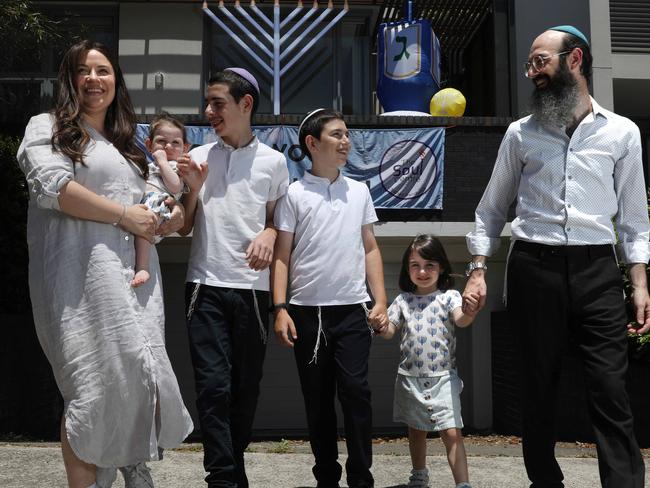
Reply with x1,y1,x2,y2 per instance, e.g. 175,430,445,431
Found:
442,126,508,221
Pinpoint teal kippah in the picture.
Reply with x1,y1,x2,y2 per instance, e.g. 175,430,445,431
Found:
549,25,589,46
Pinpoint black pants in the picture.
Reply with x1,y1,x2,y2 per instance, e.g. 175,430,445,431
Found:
507,241,644,488
291,304,374,488
185,283,269,488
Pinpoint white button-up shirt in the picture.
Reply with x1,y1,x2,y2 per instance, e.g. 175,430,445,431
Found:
467,98,650,264
187,137,289,291
274,171,378,305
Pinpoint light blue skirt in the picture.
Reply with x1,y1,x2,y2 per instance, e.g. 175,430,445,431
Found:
393,370,464,431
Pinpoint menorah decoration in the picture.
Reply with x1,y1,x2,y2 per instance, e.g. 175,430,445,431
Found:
203,0,348,115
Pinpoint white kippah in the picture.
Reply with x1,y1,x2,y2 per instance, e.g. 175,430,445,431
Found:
298,108,327,137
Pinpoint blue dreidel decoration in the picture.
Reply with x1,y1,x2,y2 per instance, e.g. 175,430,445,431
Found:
377,2,441,113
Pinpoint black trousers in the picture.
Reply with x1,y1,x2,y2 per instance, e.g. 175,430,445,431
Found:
185,283,269,488
507,241,644,488
291,304,374,488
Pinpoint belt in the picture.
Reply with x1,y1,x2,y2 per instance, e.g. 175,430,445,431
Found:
512,240,614,259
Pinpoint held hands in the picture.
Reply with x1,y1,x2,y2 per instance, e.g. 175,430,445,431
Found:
274,309,297,347
246,228,276,271
462,292,481,316
628,285,650,335
176,154,208,193
462,271,487,314
368,303,389,333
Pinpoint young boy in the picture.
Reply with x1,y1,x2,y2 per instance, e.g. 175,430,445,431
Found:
176,68,289,488
272,108,388,488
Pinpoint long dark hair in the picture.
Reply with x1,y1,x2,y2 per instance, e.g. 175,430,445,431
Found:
51,40,147,177
398,234,454,292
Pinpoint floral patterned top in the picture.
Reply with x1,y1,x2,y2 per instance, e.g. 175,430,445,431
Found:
387,289,462,377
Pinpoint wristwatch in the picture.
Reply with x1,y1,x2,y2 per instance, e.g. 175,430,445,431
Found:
270,302,289,313
465,261,487,277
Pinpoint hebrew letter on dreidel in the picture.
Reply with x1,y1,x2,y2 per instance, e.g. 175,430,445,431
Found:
393,36,410,61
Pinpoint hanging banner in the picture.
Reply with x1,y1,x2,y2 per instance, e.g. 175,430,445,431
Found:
136,124,444,209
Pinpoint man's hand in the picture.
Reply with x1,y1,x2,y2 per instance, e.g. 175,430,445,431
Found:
274,309,297,347
246,228,276,270
629,285,650,335
368,303,388,333
177,154,208,193
462,292,480,317
156,199,185,236
463,270,487,314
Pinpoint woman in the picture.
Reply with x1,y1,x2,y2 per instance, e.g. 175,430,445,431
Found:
16,40,193,488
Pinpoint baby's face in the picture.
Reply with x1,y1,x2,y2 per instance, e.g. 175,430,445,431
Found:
150,123,185,161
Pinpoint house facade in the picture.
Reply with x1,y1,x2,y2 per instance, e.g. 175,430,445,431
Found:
3,0,649,438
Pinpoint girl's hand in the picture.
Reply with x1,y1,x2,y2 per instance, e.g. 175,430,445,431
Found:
463,271,486,313
368,303,388,332
177,154,208,193
462,292,480,316
120,204,158,243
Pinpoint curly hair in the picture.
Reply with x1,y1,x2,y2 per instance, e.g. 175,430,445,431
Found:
398,234,454,292
51,40,147,177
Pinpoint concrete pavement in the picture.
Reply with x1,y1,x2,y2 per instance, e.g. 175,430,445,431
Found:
2,437,649,488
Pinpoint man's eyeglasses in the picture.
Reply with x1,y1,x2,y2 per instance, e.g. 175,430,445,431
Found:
524,50,572,77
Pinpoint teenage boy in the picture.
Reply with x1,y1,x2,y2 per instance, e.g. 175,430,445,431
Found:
177,68,289,488
273,108,388,488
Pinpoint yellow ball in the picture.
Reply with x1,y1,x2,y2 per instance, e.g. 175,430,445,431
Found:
429,88,466,117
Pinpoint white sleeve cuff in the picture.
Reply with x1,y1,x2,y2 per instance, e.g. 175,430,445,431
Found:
617,241,650,265
466,233,501,257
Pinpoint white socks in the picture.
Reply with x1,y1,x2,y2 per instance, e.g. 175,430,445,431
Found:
86,484,99,488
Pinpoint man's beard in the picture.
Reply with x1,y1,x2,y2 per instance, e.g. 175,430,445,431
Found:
529,62,580,128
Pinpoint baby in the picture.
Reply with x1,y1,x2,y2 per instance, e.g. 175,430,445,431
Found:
132,113,188,287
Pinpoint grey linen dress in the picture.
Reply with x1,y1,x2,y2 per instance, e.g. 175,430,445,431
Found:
17,113,193,468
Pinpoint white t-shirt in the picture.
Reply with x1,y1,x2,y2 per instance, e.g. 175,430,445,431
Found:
387,290,462,377
274,171,378,306
186,137,289,291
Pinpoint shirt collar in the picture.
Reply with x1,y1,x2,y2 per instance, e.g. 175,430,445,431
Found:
215,134,259,152
589,96,609,120
303,170,344,186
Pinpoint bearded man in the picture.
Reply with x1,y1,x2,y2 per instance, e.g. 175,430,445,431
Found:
463,26,649,488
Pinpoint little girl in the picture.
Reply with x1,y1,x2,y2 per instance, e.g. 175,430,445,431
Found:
379,234,479,488
132,113,188,286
